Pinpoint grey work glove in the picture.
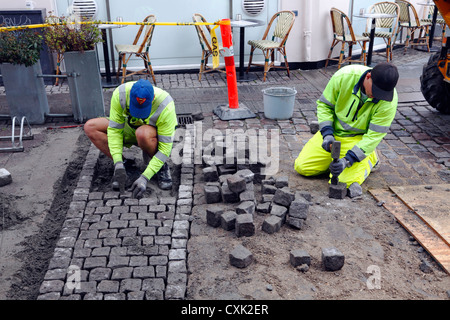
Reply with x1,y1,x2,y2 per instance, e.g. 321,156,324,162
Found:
113,161,126,193
129,174,149,199
322,135,335,153
329,158,350,176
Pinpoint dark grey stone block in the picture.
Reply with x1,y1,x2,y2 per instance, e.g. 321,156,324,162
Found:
229,245,253,268
262,184,277,194
290,249,311,267
322,247,345,271
204,185,222,204
206,207,224,228
218,165,236,176
289,198,309,220
296,191,312,202
221,183,240,203
236,169,254,183
221,211,237,230
236,201,255,215
329,182,347,199
347,182,362,198
227,174,247,194
287,216,304,229
275,176,289,188
273,187,295,207
239,189,255,202
262,215,282,234
270,204,288,223
235,214,255,237
256,202,271,214
203,166,219,182
262,194,274,202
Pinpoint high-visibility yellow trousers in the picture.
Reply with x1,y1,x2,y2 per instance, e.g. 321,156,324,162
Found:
294,132,378,187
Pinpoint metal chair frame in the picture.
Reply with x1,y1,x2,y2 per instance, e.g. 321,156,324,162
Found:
246,10,295,82
363,1,400,62
395,0,430,52
115,15,157,84
325,7,370,69
192,13,226,81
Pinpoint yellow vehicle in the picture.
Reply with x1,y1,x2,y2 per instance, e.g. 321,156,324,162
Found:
420,0,450,114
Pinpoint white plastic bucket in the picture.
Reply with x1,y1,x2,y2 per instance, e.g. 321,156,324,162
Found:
262,87,297,120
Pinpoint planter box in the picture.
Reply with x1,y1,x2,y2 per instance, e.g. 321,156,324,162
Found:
64,50,105,123
1,61,49,124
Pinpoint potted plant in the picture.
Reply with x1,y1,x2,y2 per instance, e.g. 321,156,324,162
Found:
44,14,105,123
0,29,49,124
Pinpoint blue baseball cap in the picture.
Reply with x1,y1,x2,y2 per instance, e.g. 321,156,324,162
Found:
129,79,154,119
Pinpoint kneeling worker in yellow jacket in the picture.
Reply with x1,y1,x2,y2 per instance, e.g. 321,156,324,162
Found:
84,79,177,198
295,62,399,194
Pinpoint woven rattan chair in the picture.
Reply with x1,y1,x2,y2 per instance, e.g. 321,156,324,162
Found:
115,15,156,84
395,0,430,52
362,1,400,62
192,13,225,81
325,7,370,69
420,4,447,42
246,11,295,82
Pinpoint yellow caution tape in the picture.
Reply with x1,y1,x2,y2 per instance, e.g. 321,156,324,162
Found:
0,20,229,32
210,24,220,69
0,19,231,66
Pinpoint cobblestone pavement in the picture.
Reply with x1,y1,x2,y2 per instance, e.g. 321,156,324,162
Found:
1,47,449,300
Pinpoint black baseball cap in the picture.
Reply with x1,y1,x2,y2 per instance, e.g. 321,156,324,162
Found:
371,62,399,102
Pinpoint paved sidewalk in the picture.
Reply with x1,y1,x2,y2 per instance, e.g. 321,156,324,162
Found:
1,47,450,300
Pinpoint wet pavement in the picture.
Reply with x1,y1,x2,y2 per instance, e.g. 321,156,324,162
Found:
0,46,449,300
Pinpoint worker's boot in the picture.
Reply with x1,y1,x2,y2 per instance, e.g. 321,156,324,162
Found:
371,149,381,172
157,163,172,190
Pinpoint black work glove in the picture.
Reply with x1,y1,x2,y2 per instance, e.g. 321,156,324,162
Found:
329,158,350,176
322,135,335,152
129,174,149,199
113,161,126,192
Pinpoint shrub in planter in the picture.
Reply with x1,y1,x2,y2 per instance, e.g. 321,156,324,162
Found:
44,15,105,122
43,14,103,54
0,29,43,66
0,29,49,124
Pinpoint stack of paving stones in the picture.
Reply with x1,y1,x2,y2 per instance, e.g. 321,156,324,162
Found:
289,247,345,272
37,124,195,300
201,139,312,238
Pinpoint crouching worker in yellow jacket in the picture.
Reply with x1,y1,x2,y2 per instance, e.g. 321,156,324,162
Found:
84,79,177,198
295,62,399,194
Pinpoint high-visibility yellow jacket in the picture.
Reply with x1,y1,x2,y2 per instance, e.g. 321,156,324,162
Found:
107,81,178,180
317,65,397,163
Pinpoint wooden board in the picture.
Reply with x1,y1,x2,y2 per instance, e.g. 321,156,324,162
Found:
369,188,450,275
389,184,450,246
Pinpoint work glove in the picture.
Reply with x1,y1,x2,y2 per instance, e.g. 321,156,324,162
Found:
113,161,127,192
129,174,149,199
322,135,335,152
329,158,350,176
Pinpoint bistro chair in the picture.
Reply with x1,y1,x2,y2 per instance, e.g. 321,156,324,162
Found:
362,1,400,62
192,13,225,81
395,0,430,52
115,14,157,84
246,11,295,82
325,7,370,69
420,5,447,42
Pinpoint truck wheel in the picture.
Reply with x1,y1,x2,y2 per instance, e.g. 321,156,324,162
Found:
420,52,450,114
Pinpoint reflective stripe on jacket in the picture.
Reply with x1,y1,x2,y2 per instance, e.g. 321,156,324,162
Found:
107,81,178,180
317,65,397,161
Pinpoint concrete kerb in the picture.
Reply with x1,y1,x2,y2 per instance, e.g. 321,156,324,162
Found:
37,124,195,300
